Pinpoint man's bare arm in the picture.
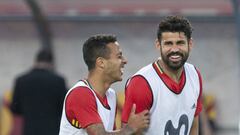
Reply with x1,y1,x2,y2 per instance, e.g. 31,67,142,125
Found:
86,105,149,135
86,123,136,135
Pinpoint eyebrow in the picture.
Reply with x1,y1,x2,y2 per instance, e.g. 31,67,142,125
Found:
176,40,186,44
162,39,186,44
162,41,173,45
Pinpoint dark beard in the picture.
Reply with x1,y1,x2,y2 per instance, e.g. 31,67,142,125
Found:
161,52,189,70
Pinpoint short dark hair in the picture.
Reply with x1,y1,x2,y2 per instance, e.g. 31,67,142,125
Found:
157,15,193,42
82,34,117,71
35,49,54,63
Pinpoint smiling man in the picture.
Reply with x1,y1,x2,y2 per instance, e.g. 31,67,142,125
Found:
59,34,150,135
122,16,202,135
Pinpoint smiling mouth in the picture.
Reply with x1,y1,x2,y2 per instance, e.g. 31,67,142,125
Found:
169,55,182,62
120,67,124,74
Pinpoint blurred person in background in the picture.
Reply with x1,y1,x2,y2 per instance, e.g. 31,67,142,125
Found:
121,15,202,135
199,94,218,135
199,106,214,135
10,49,67,135
59,34,150,135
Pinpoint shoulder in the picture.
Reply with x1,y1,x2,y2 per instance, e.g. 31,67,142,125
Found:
47,70,65,79
184,63,202,77
126,63,154,85
126,75,152,99
66,86,96,106
68,86,94,98
184,63,196,70
135,63,154,75
14,70,32,83
127,75,148,86
185,63,201,72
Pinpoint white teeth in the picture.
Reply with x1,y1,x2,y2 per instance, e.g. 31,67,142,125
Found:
120,68,124,73
171,55,180,58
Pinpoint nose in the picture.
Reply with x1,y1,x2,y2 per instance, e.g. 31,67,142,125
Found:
171,44,180,52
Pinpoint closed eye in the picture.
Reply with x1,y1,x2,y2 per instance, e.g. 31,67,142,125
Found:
117,52,123,59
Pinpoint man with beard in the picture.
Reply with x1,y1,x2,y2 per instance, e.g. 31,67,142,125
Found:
59,34,150,135
121,16,202,135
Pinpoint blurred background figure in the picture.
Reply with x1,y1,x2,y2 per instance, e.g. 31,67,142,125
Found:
0,90,13,135
203,94,218,133
9,49,67,135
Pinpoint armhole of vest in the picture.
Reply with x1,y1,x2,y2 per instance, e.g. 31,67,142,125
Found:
194,66,203,116
126,75,154,110
65,86,95,129
194,66,202,99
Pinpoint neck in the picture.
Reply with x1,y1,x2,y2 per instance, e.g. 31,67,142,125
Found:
87,71,111,97
157,59,183,83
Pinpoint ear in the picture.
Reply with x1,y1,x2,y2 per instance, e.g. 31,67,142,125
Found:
155,38,161,50
95,57,105,69
188,38,193,51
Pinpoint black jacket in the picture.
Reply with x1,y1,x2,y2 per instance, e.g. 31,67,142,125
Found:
11,68,67,135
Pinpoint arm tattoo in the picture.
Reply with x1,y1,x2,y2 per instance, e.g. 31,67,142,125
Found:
86,123,135,135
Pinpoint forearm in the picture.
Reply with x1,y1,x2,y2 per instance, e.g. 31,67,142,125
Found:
111,125,136,135
86,123,136,135
121,123,143,135
86,106,149,135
